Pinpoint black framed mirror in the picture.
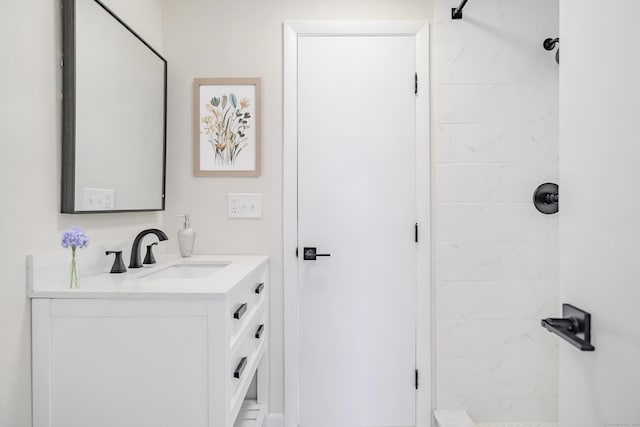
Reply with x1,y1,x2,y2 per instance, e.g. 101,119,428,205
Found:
61,0,167,213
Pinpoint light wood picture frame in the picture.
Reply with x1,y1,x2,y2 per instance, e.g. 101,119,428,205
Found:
193,78,261,176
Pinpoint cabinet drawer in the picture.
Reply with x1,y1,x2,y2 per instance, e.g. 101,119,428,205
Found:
228,268,267,339
229,308,266,399
230,335,256,397
230,302,266,356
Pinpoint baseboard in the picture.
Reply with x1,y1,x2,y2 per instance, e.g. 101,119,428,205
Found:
267,413,284,427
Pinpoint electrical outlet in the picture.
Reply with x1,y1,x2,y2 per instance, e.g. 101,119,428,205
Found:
228,193,262,218
83,188,116,210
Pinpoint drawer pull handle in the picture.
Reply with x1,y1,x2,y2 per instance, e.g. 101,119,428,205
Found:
234,357,247,379
255,282,265,294
233,303,247,319
255,324,264,339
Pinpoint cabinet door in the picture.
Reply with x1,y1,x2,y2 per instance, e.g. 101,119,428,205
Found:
33,299,209,427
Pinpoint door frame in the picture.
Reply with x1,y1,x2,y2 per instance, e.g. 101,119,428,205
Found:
283,21,431,427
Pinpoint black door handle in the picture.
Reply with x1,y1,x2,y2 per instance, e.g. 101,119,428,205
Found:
303,247,331,261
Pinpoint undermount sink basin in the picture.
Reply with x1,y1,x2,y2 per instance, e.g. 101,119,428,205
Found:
142,262,230,280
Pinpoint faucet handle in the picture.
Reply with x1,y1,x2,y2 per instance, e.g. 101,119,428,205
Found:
105,251,127,274
143,242,158,265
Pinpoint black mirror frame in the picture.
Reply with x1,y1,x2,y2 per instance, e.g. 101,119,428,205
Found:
61,0,167,214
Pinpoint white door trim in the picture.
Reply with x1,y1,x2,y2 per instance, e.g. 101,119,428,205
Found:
283,21,431,427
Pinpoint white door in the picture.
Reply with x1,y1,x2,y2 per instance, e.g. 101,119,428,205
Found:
559,1,640,425
297,35,417,427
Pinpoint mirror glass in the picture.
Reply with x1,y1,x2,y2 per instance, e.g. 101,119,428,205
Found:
62,0,167,213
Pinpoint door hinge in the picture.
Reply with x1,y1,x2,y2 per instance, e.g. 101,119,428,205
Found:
414,73,418,95
414,223,418,243
415,369,419,389
295,247,298,258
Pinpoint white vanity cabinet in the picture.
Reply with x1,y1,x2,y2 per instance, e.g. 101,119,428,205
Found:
30,256,269,427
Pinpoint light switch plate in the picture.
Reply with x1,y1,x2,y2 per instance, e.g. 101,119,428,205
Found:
228,193,262,218
83,188,115,210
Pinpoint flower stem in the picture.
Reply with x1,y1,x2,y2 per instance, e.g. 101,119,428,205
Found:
70,247,78,289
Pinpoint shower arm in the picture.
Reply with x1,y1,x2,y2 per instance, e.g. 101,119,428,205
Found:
451,0,469,19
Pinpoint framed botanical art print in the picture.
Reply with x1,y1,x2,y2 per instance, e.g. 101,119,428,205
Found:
193,78,261,176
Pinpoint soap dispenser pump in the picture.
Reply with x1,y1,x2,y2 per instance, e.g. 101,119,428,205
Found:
177,214,196,257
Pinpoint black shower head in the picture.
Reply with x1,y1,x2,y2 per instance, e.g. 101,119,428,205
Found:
544,37,559,51
543,37,560,64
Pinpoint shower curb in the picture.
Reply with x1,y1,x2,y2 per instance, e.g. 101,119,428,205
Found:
433,410,475,427
434,410,558,427
477,424,558,427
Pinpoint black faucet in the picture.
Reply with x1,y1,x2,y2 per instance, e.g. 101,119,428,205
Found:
129,228,169,268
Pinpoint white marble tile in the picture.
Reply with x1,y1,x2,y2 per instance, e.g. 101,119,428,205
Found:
499,41,558,85
436,203,502,242
437,85,501,124
435,18,504,51
448,124,558,163
437,242,501,281
499,204,558,242
448,124,506,162
434,47,452,85
500,242,558,281
498,0,559,85
436,125,454,163
498,163,559,202
500,84,558,123
433,0,559,421
437,319,559,358
501,0,559,38
437,280,559,320
446,44,504,85
436,202,557,242
436,164,502,202
438,358,558,398
437,395,559,423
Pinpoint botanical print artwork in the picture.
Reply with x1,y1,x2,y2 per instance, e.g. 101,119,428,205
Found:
193,78,261,176
201,93,252,166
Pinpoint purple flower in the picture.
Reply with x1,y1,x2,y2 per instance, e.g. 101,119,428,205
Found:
61,227,89,250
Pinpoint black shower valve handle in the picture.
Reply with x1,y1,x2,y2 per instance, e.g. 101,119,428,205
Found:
533,182,559,214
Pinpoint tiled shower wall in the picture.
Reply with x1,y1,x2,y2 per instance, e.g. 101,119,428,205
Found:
434,0,559,422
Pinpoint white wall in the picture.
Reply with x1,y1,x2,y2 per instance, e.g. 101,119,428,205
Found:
433,0,559,422
0,1,163,425
161,0,433,414
559,1,640,425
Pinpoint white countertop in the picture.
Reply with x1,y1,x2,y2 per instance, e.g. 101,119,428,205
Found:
28,254,269,300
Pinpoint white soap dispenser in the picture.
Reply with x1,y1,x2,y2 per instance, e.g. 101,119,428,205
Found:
177,214,196,257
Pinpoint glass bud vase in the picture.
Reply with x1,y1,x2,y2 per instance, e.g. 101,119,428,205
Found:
70,247,79,289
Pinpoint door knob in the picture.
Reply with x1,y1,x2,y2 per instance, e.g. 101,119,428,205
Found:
303,247,331,261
